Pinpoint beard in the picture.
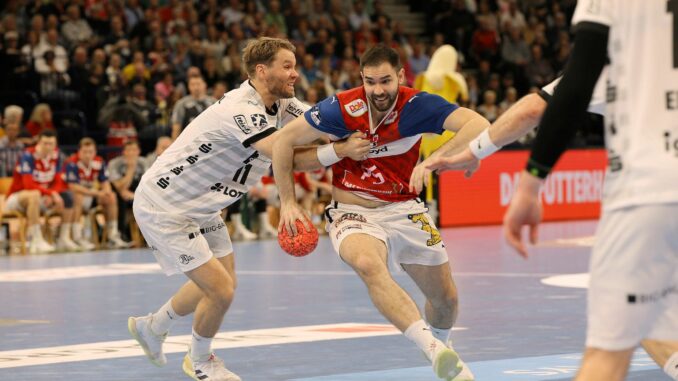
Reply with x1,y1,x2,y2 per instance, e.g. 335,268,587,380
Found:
369,91,397,112
268,76,295,99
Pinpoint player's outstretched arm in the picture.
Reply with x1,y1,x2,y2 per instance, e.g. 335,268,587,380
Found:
503,171,542,258
409,107,490,194
503,22,608,258
425,93,547,175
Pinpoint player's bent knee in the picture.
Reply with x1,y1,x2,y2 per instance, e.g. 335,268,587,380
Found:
345,254,387,279
209,283,235,309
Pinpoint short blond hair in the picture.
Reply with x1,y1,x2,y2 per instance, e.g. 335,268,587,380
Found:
4,105,24,124
242,37,295,78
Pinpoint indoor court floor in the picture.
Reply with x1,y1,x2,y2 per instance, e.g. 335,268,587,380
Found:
0,220,667,380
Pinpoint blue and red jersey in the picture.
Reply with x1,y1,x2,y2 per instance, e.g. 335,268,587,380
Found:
64,153,108,188
8,147,66,196
304,86,458,202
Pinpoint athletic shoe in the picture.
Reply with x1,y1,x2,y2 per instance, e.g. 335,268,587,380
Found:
429,339,463,380
128,314,167,366
75,238,96,251
183,351,241,381
56,237,81,252
28,238,55,254
107,234,133,249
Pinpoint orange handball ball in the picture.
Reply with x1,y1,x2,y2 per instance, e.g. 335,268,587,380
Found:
278,219,319,257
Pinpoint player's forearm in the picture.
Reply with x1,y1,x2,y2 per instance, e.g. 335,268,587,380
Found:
528,24,608,178
112,178,130,193
429,115,490,161
272,139,298,205
68,183,97,196
489,93,547,147
292,146,323,171
171,124,180,140
102,182,113,193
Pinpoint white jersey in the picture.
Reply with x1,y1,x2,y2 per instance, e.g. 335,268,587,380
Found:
573,0,678,211
540,67,608,116
138,80,309,219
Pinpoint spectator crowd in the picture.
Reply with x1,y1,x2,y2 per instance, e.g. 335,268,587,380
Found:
0,0,601,254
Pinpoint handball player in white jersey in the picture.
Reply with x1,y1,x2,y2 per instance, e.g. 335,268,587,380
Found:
481,1,677,380
127,37,370,381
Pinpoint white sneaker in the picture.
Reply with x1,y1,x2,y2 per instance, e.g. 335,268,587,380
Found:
449,361,475,381
75,238,96,251
231,227,257,241
56,237,81,252
428,340,463,380
183,351,241,381
128,314,168,367
107,234,133,249
28,238,55,254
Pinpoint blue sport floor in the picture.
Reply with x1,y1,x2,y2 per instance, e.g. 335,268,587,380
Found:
0,220,668,380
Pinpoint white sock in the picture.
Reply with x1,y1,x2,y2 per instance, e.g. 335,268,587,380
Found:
429,324,452,345
190,329,213,362
404,319,439,358
664,352,678,380
258,212,273,230
72,223,83,241
59,223,72,240
150,299,181,335
107,220,119,236
232,213,243,227
29,224,44,241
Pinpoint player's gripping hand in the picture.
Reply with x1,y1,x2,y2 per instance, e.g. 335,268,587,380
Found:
425,148,480,178
278,201,312,237
408,159,433,195
334,131,371,161
502,171,542,258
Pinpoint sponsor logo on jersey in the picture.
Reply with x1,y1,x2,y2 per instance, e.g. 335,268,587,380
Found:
285,102,304,117
210,183,246,198
334,212,367,226
250,114,268,130
383,110,398,125
335,223,363,240
408,213,441,246
233,114,251,134
345,99,367,117
369,145,389,155
309,105,321,125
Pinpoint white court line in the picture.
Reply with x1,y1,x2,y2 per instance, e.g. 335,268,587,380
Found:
0,323,464,369
537,235,595,248
0,264,558,282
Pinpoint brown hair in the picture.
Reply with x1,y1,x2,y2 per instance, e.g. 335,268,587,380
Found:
79,137,96,148
360,44,401,71
242,37,296,77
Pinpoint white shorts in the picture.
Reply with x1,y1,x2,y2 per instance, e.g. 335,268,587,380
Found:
4,192,49,213
81,196,95,212
586,204,678,350
324,198,448,271
133,193,233,276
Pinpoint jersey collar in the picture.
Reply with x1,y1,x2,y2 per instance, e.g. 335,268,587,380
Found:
365,88,398,135
243,80,279,116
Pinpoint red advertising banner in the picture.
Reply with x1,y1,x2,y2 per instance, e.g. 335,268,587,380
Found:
438,149,608,227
